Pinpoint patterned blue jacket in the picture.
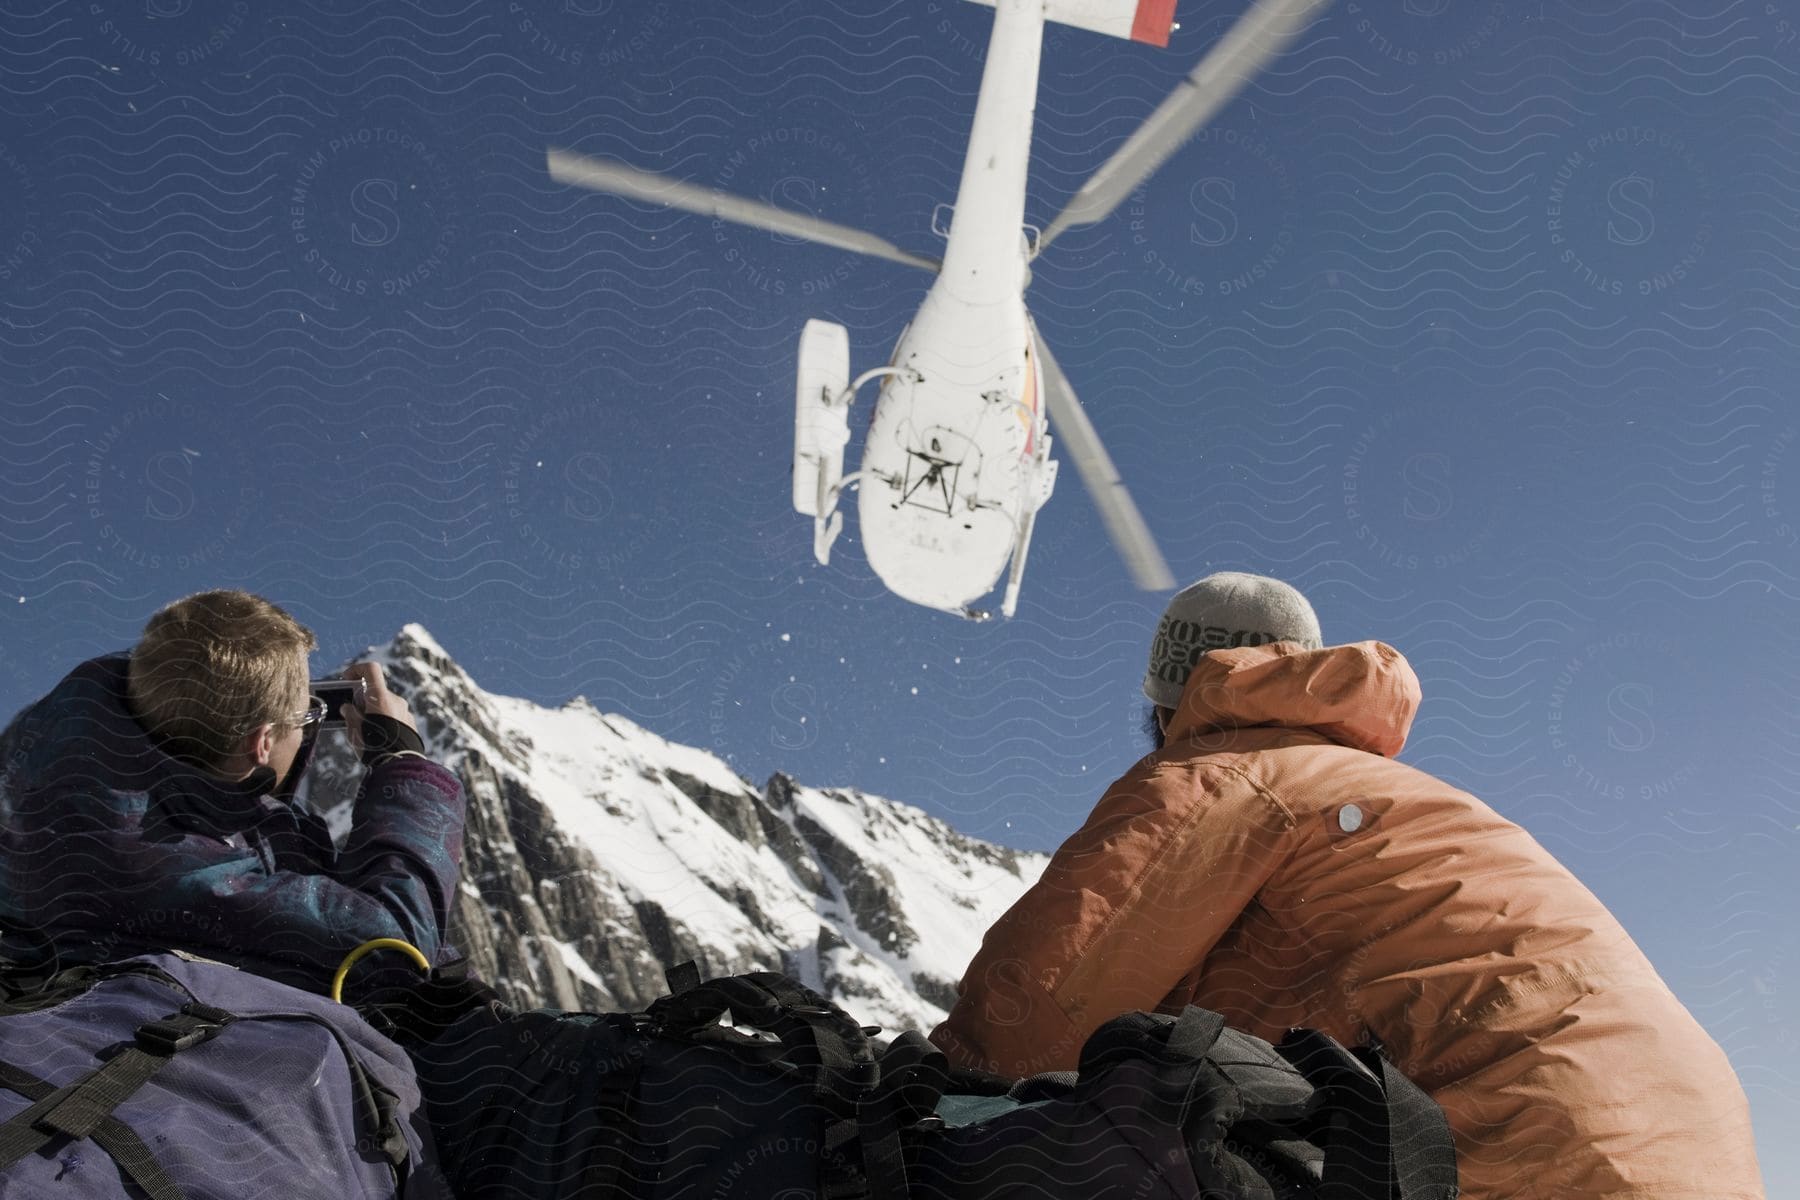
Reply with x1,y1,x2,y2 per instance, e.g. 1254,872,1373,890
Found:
0,653,466,995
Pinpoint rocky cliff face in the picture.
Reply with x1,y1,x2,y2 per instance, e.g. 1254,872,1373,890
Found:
299,626,1047,1032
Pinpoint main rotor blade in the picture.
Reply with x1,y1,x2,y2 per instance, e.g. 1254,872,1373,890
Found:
1030,318,1175,592
1037,0,1331,253
547,148,940,274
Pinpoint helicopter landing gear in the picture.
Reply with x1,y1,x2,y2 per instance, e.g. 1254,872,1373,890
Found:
793,319,852,564
999,444,1058,618
794,318,923,567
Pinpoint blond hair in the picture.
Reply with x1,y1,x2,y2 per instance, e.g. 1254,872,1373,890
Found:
127,590,317,770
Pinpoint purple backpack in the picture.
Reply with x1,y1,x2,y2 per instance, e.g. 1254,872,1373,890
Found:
0,951,448,1199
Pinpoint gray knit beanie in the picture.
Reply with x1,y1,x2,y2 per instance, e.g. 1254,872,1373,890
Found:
1141,572,1323,709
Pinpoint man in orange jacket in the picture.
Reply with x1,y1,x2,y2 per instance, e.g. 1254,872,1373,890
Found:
930,572,1765,1199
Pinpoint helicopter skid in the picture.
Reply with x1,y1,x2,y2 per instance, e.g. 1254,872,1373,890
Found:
793,319,852,562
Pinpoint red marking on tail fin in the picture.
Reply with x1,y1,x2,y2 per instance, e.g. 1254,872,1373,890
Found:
1131,0,1177,46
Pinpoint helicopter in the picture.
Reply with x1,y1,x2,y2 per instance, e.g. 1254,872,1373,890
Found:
548,0,1329,620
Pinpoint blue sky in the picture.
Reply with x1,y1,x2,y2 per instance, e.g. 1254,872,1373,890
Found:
0,0,1794,1186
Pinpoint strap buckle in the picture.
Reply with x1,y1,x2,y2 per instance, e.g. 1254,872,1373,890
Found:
135,1003,232,1055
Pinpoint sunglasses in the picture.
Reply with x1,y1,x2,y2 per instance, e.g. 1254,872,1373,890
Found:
283,697,331,730
281,678,370,731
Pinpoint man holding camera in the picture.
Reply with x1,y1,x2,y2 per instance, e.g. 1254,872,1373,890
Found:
0,589,466,995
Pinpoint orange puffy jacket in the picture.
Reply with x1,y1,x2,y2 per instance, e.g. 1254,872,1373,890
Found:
930,641,1764,1200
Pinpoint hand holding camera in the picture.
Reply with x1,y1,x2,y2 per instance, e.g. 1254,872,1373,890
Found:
312,662,425,767
309,678,367,728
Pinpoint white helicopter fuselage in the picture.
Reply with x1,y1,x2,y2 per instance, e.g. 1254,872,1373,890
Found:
858,0,1052,617
550,0,1325,617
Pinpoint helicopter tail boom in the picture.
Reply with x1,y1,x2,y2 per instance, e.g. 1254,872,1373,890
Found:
963,0,1176,47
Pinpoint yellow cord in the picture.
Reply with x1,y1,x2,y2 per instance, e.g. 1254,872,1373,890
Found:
330,937,431,1003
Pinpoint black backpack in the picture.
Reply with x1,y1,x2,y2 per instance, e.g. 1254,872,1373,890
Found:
380,962,1457,1199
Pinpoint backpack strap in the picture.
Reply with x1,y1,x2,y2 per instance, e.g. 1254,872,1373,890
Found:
1352,1046,1459,1200
851,1031,946,1200
1288,1029,1389,1200
1278,1029,1459,1200
0,1002,229,1196
876,1029,948,1125
354,954,511,1049
1007,1071,1077,1103
1079,1006,1227,1077
1162,1007,1228,1060
664,959,702,996
0,960,189,1015
0,1061,187,1200
582,1013,649,1197
0,962,106,1014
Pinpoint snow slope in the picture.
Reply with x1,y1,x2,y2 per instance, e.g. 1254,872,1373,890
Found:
301,625,1048,1032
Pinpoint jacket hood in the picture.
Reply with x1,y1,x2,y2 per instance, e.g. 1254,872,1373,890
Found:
1165,641,1421,757
11,653,284,826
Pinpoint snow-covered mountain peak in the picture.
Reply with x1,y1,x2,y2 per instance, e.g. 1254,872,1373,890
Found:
357,625,518,771
311,629,1049,1031
393,622,449,659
